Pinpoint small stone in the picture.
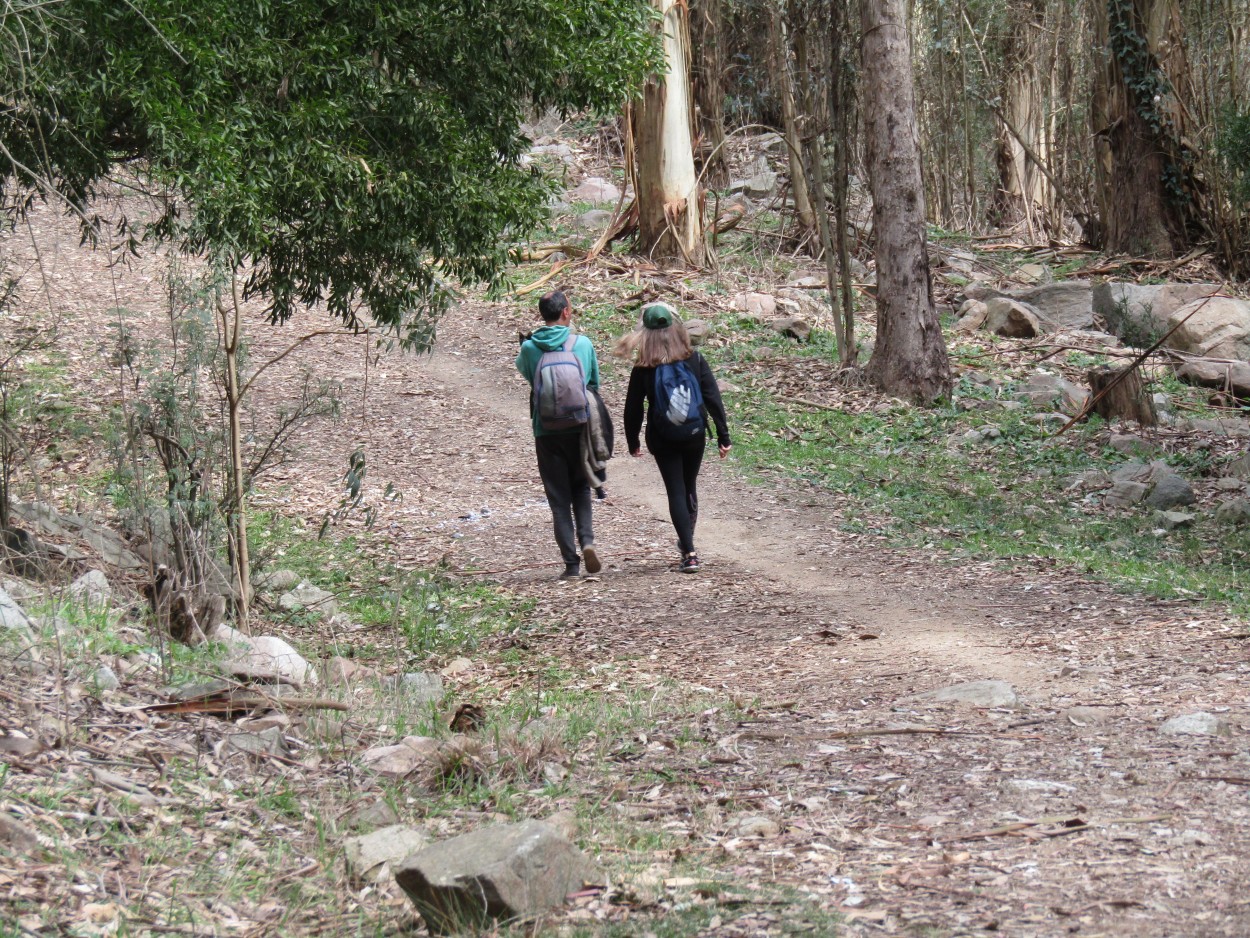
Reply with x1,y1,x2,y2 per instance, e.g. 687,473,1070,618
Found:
394,820,596,934
223,726,288,758
769,317,812,342
909,680,1017,708
1108,433,1160,456
575,209,612,230
361,743,435,778
1061,706,1108,727
0,814,41,854
440,657,472,677
226,635,317,688
1215,477,1247,493
395,671,444,704
255,569,301,593
94,666,120,692
322,656,375,686
277,583,338,617
1155,510,1195,531
684,319,708,345
344,799,401,831
343,824,429,883
1223,453,1250,482
733,815,781,838
1215,498,1250,526
1005,779,1075,794
570,177,621,203
69,570,112,606
953,300,989,332
1159,712,1229,736
1145,473,1196,510
1103,480,1148,508
732,292,777,318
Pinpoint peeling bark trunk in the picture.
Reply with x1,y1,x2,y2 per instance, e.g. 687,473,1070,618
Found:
860,0,951,404
635,0,706,266
994,1,1054,232
770,7,815,235
691,0,729,188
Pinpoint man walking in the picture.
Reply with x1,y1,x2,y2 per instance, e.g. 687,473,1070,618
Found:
516,290,603,579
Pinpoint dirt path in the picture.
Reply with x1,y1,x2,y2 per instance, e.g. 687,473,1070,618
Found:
268,304,1249,937
6,205,1249,935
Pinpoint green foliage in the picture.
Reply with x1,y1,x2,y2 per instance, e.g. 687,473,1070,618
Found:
1,0,658,346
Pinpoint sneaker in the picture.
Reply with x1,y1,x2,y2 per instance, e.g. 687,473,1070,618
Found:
679,553,701,573
559,564,581,580
582,545,602,575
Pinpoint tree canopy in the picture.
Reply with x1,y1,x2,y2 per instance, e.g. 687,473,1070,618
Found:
1,0,657,344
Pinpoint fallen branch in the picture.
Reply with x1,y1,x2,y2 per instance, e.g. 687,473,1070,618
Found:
144,692,349,715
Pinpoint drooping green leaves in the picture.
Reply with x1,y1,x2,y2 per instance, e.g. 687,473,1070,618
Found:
1,0,658,345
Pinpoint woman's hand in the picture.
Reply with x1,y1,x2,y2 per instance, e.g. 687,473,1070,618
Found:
718,444,731,459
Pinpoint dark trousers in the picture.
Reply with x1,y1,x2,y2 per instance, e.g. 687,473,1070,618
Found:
648,432,705,555
535,433,594,566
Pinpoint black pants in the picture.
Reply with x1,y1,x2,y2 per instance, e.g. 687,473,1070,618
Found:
648,432,705,555
535,433,594,566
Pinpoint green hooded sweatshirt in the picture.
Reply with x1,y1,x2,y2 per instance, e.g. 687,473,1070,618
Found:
515,325,600,437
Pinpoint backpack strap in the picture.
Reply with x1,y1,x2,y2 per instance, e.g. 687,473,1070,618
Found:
563,333,577,352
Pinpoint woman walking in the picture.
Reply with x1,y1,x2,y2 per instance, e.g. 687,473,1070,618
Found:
620,303,731,573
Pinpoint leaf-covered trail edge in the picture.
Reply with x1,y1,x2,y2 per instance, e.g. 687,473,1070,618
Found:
263,299,1250,937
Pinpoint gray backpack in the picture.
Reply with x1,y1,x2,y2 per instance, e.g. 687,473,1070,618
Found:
533,335,590,431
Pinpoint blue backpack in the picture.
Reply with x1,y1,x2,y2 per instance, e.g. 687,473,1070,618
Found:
652,358,706,440
533,335,590,431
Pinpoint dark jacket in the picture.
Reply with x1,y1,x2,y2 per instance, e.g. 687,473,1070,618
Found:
623,351,731,453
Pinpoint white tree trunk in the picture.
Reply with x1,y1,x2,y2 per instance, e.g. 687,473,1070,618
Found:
861,0,951,403
635,0,705,265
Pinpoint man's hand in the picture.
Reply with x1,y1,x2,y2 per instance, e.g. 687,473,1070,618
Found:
719,444,731,459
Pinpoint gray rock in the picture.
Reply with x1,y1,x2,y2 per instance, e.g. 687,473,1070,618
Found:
1065,469,1110,492
68,570,112,605
0,813,41,854
1166,296,1250,362
223,726,288,758
396,671,445,704
732,292,777,318
910,680,1017,708
575,209,612,230
256,569,302,593
94,666,120,692
1016,373,1088,413
1174,358,1250,398
963,281,1001,301
1215,477,1249,493
570,177,621,204
743,171,778,198
225,634,317,688
530,143,575,164
277,583,338,616
0,587,36,638
1154,510,1195,530
1095,283,1217,338
733,815,781,838
1144,472,1196,510
769,317,812,342
684,319,708,345
345,799,401,831
1061,706,1109,727
1005,779,1075,794
1108,433,1160,457
953,299,989,332
361,737,439,777
1221,453,1250,482
1011,281,1095,330
1182,417,1250,437
984,297,1042,338
1159,712,1230,737
1215,498,1250,526
1103,480,1149,508
394,820,596,934
344,824,430,883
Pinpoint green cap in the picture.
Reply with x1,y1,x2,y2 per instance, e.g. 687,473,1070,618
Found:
641,302,676,330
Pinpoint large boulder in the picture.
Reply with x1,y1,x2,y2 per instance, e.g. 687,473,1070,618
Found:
984,298,1042,338
1013,281,1095,331
1094,283,1218,340
1174,358,1250,398
1166,297,1250,362
394,820,596,934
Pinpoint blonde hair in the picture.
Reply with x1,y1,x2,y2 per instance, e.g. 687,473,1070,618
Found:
614,320,693,367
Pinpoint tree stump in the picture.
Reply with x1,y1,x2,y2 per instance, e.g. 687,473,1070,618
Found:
1087,364,1158,426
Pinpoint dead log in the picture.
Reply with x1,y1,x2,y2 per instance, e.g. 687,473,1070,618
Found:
1086,364,1157,426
